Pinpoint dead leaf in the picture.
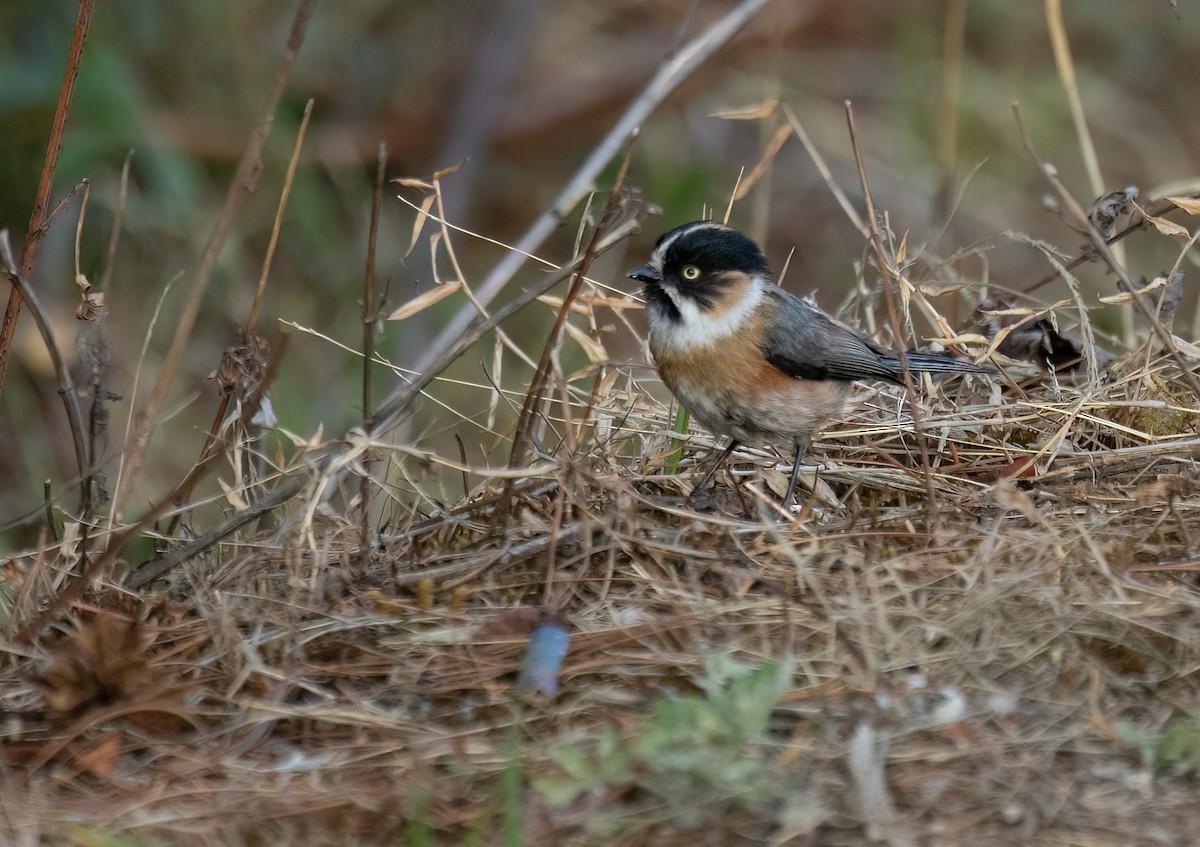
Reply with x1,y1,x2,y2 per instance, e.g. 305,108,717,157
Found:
538,293,641,312
432,162,463,181
406,192,437,258
1101,273,1184,324
1080,636,1155,676
1145,213,1191,238
927,333,992,347
1170,335,1200,360
1166,195,1200,215
1098,275,1170,305
217,477,249,512
74,292,106,320
1133,474,1195,503
73,273,107,320
562,321,608,364
392,176,434,190
997,457,1038,480
387,280,463,321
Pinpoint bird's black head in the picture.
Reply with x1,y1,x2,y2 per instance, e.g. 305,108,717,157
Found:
626,221,770,314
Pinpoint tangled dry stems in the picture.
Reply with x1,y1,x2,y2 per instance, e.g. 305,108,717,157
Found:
5,2,1199,843
4,321,1200,845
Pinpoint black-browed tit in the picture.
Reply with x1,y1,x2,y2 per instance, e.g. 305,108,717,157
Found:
627,221,989,506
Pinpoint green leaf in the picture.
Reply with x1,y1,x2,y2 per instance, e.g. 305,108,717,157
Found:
534,776,587,808
1155,715,1200,777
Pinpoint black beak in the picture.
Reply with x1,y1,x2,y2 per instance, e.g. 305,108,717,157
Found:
626,264,660,283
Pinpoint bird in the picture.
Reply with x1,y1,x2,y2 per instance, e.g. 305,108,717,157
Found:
627,220,990,507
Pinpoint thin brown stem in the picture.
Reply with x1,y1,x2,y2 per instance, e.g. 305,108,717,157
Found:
247,98,314,335
508,134,638,470
360,141,388,559
845,101,939,524
120,470,308,593
0,0,97,397
1012,103,1200,401
100,152,134,292
113,0,317,517
1021,196,1197,295
165,98,314,531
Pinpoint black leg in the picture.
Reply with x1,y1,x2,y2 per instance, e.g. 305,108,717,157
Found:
782,434,812,507
688,439,739,502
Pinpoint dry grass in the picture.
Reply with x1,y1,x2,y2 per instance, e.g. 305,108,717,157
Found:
4,3,1200,845
4,289,1200,845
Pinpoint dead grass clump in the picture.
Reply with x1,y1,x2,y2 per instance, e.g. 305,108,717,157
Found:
5,3,1200,844
8,330,1200,844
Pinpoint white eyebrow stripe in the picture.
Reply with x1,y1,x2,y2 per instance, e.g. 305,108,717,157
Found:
648,222,731,273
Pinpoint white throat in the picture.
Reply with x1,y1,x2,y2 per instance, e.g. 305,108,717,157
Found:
652,275,766,353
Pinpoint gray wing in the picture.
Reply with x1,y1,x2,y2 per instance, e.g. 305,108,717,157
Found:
760,287,984,384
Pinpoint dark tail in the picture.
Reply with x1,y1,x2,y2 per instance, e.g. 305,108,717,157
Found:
886,352,993,378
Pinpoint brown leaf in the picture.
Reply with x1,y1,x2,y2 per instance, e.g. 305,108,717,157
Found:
1080,636,1154,676
406,191,437,258
1166,195,1200,215
74,291,106,320
997,457,1038,480
386,280,463,321
1145,213,1190,238
1133,474,1196,503
478,607,569,638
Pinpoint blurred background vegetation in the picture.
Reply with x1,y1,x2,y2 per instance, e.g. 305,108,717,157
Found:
1,0,1197,545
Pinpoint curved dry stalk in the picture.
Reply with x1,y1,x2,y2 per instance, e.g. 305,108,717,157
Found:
413,0,771,373
0,231,90,504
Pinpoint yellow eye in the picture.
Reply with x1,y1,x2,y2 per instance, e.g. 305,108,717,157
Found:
681,265,701,281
